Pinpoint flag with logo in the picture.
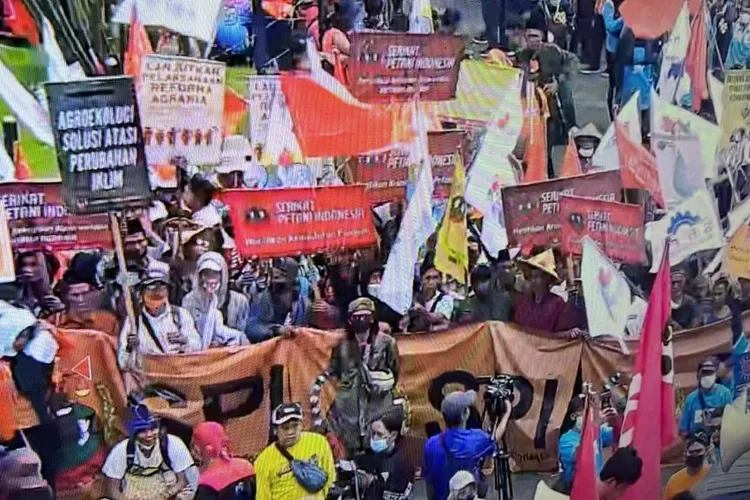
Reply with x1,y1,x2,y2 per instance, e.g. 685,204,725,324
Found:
581,236,631,340
570,395,599,500
379,106,435,314
615,121,665,208
592,91,641,170
645,188,723,272
657,2,690,104
435,154,468,283
619,242,676,500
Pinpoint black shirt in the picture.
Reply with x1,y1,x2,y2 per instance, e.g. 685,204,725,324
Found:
195,477,255,500
355,447,414,500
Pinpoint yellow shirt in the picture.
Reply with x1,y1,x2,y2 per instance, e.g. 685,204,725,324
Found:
254,432,335,500
664,465,710,500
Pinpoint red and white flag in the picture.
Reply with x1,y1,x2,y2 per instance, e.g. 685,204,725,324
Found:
618,243,676,500
570,398,599,500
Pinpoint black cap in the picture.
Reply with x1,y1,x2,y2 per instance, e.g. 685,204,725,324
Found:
272,403,303,425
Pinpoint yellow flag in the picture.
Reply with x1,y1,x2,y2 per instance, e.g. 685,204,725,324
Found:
435,153,468,283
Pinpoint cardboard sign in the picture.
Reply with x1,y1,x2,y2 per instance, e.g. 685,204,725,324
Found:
502,171,622,248
348,32,465,103
350,130,466,204
45,77,151,214
222,185,377,258
727,223,750,281
560,196,646,264
139,55,226,167
0,183,112,252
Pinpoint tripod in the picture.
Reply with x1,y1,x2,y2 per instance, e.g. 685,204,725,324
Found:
483,405,514,500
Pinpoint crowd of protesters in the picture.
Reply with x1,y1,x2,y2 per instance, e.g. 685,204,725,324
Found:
1,0,750,499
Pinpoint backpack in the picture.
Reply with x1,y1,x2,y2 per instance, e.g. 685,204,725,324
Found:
125,433,173,474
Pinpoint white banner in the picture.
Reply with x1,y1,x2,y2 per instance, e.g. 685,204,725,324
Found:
248,75,282,153
645,189,723,272
112,0,223,42
581,236,631,339
139,55,225,169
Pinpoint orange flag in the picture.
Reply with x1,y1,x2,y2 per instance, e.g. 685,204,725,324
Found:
685,3,708,112
620,0,683,38
333,52,348,86
522,85,548,183
123,6,152,85
223,87,248,136
0,363,18,441
615,121,665,207
560,135,582,178
13,142,31,180
3,0,39,44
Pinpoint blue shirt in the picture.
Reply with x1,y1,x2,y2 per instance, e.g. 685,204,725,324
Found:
558,425,614,486
423,428,496,500
602,0,623,53
679,385,733,436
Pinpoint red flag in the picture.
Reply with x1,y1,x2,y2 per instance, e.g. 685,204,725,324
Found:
620,0,702,38
280,72,413,157
615,121,665,207
560,135,582,178
13,142,31,180
685,4,709,112
2,0,39,45
223,87,248,136
618,244,676,500
570,399,599,500
123,6,152,84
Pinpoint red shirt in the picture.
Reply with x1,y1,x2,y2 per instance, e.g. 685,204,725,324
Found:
512,292,578,333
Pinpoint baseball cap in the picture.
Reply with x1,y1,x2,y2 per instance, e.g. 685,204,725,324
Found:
441,390,477,423
272,403,303,425
447,470,476,500
697,357,718,375
140,262,170,288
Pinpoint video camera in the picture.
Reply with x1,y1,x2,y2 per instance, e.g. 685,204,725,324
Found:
483,374,516,421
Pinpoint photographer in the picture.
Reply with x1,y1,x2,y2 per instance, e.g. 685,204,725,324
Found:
353,411,414,500
423,390,512,500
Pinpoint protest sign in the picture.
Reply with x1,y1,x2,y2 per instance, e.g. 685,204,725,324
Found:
0,205,13,283
248,75,282,152
348,32,465,103
350,130,466,204
717,70,750,177
502,171,622,248
0,183,112,252
45,77,151,214
222,185,377,258
645,189,723,272
726,223,750,281
112,0,223,42
139,55,226,169
560,196,646,264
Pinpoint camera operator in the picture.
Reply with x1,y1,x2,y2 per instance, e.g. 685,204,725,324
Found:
353,411,414,500
423,390,512,500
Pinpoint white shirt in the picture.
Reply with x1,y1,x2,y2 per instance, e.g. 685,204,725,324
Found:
101,434,194,480
117,305,202,369
424,292,455,321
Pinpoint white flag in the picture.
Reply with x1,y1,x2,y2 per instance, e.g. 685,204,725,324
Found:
650,88,720,182
581,236,631,339
0,62,53,147
645,189,723,272
409,0,434,34
708,72,724,124
112,0,223,42
591,91,641,170
42,17,86,83
379,107,435,314
657,2,690,104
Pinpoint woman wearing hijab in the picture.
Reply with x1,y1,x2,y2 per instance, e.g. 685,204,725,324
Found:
191,422,255,500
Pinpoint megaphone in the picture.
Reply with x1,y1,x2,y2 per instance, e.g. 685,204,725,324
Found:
720,389,750,472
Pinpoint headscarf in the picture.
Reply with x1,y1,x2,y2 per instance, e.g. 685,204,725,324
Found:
192,421,231,462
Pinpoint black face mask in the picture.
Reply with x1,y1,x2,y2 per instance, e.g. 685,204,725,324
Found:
686,455,704,468
271,282,287,295
351,316,372,334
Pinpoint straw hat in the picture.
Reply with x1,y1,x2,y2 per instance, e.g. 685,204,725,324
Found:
519,249,559,281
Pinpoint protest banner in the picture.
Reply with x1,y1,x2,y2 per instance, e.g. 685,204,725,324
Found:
0,182,112,252
112,0,223,42
45,77,151,214
0,205,13,283
717,70,750,167
350,130,467,204
727,223,750,281
139,55,226,171
559,196,646,264
645,189,723,272
248,75,282,153
222,185,377,258
502,171,622,248
348,32,465,103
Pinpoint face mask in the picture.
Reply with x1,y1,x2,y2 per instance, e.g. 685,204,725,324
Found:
370,437,389,453
352,316,372,334
685,455,704,468
367,283,380,298
700,374,716,390
578,147,595,158
143,293,168,312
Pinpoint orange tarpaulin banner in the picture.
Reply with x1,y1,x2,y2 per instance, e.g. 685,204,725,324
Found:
222,186,378,259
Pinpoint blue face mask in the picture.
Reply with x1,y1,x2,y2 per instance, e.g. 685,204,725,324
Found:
370,437,389,453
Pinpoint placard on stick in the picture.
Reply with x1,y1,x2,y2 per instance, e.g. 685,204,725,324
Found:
45,76,151,214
